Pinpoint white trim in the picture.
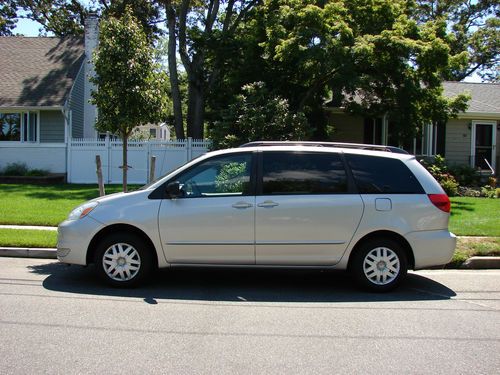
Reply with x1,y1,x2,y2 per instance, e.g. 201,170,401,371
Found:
456,112,500,120
471,120,497,170
426,124,433,156
0,106,64,111
0,142,66,148
382,114,388,145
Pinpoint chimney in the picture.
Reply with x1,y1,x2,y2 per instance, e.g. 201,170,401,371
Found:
83,13,99,138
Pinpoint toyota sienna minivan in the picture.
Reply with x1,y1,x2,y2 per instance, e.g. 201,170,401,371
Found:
57,141,456,291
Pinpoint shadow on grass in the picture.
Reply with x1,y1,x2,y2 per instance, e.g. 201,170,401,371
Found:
28,262,457,304
450,200,475,215
0,183,140,201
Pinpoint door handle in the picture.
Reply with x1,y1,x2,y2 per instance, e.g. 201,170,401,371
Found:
232,201,253,209
257,200,279,208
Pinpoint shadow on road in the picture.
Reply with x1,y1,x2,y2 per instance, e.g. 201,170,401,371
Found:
28,262,456,303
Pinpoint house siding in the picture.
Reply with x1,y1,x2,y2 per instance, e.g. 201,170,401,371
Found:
40,110,65,143
328,113,364,143
445,119,470,165
69,64,85,138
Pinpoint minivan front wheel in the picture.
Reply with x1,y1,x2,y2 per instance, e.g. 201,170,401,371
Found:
94,233,153,287
351,238,407,292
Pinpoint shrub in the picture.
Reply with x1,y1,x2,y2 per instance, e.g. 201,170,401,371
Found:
439,174,459,196
448,164,480,186
458,186,481,197
209,82,310,150
0,163,50,177
1,162,29,176
419,155,459,196
25,169,50,177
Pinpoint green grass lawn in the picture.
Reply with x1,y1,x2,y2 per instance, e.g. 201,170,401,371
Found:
0,184,137,226
449,197,500,236
0,229,57,248
0,184,499,236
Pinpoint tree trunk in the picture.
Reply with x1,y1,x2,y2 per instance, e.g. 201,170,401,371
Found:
122,134,128,193
186,80,205,139
166,3,185,139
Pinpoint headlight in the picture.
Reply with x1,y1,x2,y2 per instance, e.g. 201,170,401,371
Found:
67,201,99,221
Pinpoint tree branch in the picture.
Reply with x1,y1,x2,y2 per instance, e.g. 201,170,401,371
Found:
229,0,260,33
298,69,339,111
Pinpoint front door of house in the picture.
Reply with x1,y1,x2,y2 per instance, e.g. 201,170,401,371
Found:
472,122,496,170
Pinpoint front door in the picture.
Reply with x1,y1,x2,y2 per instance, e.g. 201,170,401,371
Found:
158,152,256,264
472,122,496,170
255,151,364,265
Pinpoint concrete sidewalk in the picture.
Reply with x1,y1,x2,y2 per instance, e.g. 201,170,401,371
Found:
0,225,57,258
0,225,58,231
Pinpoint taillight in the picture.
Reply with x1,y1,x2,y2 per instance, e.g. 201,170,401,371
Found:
428,194,451,213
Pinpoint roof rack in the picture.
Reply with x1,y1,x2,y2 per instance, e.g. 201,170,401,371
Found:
239,141,409,154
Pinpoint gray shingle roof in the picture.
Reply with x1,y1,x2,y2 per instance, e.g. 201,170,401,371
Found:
443,81,500,114
0,36,84,108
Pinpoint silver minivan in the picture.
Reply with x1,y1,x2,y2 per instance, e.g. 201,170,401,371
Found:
57,142,456,291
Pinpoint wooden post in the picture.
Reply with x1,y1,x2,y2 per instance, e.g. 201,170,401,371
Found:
149,155,156,183
96,155,105,196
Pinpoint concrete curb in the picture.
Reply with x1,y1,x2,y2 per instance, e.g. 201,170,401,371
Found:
460,256,500,269
0,247,57,259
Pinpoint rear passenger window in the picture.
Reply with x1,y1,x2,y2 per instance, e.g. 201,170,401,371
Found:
262,152,348,194
346,154,424,194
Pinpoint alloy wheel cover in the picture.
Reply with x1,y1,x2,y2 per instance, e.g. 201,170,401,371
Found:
102,243,141,282
362,247,400,285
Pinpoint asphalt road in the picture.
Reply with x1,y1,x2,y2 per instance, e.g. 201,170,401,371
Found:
0,257,499,375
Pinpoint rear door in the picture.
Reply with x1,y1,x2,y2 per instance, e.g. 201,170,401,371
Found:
255,151,364,265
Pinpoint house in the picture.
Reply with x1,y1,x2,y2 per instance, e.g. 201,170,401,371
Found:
326,82,499,173
0,15,99,173
131,123,171,140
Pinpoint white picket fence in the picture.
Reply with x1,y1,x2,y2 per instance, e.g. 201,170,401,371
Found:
68,138,210,184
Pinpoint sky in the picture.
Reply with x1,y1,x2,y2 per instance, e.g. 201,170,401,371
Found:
13,17,45,37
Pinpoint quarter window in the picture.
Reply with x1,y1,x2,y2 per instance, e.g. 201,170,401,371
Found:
262,152,348,195
175,153,252,198
346,154,424,194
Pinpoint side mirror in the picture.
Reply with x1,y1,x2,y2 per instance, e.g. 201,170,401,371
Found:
166,181,182,199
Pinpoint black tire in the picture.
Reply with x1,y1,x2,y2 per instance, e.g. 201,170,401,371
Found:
350,238,408,292
94,232,154,288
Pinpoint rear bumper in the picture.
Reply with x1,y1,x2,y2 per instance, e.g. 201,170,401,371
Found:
406,230,456,269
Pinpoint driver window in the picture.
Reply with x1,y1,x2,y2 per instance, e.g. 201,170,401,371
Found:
175,153,252,198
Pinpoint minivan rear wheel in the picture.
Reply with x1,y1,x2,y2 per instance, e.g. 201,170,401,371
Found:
351,238,407,292
94,233,153,287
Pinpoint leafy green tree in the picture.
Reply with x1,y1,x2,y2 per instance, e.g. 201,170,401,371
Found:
0,1,17,35
91,6,169,192
15,0,88,36
414,0,500,81
215,0,470,142
209,82,309,149
13,0,161,38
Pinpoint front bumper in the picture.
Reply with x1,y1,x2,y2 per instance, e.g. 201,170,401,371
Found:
57,216,104,265
406,230,457,269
